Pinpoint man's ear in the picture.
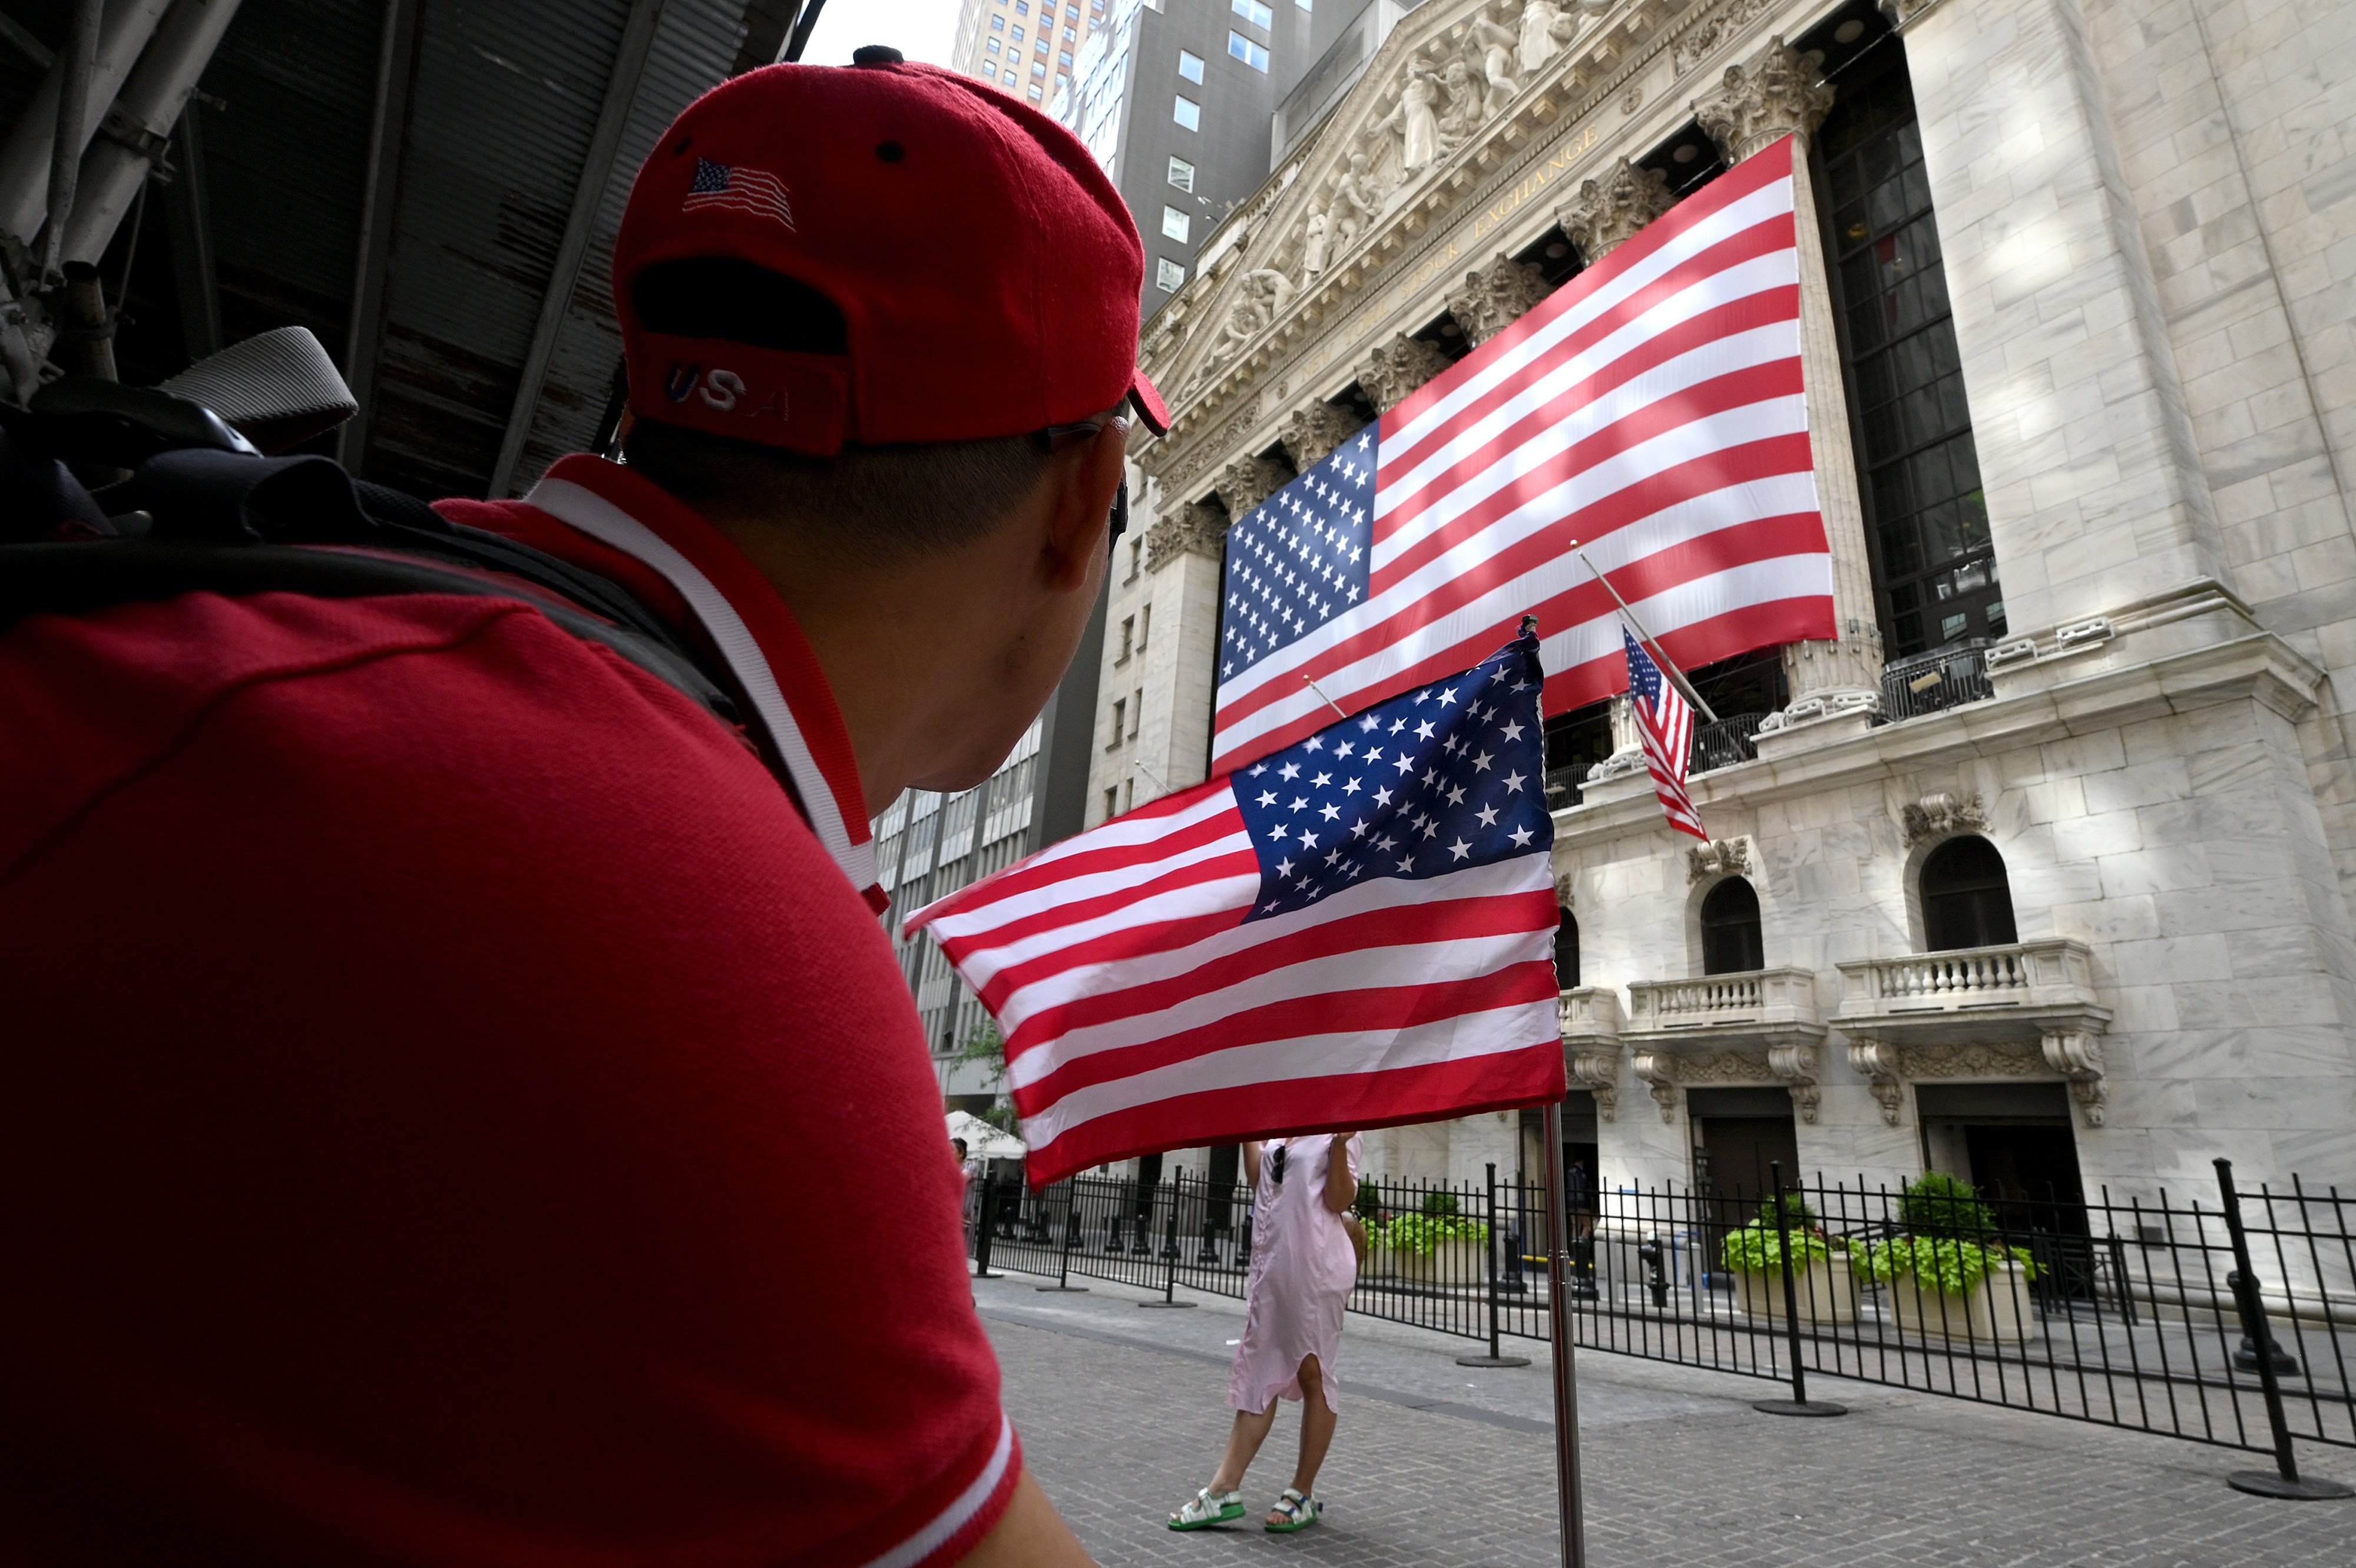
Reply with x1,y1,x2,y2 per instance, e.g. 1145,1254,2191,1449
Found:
1039,423,1127,592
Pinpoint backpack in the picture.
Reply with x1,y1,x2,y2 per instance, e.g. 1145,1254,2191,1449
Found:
0,379,750,741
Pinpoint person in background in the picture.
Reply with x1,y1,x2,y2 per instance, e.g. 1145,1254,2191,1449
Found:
1169,1130,1362,1535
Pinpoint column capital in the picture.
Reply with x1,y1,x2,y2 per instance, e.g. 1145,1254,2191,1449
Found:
1279,402,1365,472
1212,453,1291,521
1357,332,1452,414
1143,500,1229,575
1694,36,1836,165
1444,252,1553,348
1554,160,1677,263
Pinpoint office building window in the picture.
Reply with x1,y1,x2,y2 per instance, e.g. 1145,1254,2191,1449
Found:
1296,0,1312,8
1103,786,1118,822
1108,698,1126,746
1232,0,1273,27
1173,94,1200,130
987,38,1000,53
1138,603,1151,647
1118,616,1135,661
1015,0,1028,11
1177,48,1204,83
1167,155,1194,191
1031,59,1046,76
1127,538,1143,582
1130,689,1141,738
990,14,1003,28
1002,68,1017,83
1058,49,1072,67
1161,206,1190,242
1156,257,1186,292
1010,23,1023,39
1063,26,1076,41
1227,30,1268,70
1026,83,1041,99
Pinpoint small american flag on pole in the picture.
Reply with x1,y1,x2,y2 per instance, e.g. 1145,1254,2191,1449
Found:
1623,626,1706,841
683,157,795,230
906,630,1567,1185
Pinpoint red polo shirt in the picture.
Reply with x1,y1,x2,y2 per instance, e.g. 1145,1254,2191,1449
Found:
0,458,1017,1564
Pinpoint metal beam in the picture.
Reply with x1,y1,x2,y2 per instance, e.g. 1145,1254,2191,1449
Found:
339,0,422,475
487,0,668,498
162,104,217,360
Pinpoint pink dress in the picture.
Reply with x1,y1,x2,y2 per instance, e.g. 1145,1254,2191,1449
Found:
1227,1133,1364,1414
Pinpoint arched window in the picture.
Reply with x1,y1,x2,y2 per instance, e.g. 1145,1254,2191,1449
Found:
1554,907,1580,990
1920,835,2017,951
1699,877,1763,975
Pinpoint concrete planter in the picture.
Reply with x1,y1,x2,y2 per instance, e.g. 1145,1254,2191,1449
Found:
1733,1252,1858,1325
1381,1236,1486,1288
1884,1259,2032,1344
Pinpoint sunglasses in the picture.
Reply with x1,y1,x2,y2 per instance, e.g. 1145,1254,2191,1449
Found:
1270,1144,1288,1187
1040,416,1131,547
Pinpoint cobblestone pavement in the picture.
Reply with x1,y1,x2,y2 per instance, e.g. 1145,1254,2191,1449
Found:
975,1272,2353,1567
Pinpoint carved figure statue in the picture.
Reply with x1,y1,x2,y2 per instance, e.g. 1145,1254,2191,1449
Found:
1380,68,1444,173
1200,299,1260,378
1243,267,1296,328
1518,0,1606,77
1437,59,1483,151
1470,13,1521,115
1300,210,1331,281
1327,151,1382,246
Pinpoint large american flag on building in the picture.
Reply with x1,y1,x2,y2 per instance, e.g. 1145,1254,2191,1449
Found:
907,632,1566,1185
1211,137,1833,774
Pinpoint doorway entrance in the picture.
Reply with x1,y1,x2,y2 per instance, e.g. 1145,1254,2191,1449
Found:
1917,1081,2091,1299
1688,1087,1799,1290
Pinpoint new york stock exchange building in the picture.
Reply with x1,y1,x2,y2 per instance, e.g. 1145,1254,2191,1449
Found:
1083,0,2355,1210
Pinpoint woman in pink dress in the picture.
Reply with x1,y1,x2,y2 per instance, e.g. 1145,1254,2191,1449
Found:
1167,1130,1362,1534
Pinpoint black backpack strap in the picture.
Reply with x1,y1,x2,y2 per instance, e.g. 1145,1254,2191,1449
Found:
1,541,745,728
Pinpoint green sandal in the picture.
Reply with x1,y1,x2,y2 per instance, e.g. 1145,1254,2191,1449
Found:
1265,1488,1320,1533
1168,1486,1245,1531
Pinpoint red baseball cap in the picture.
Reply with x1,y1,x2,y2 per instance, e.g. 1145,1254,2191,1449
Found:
613,53,1169,456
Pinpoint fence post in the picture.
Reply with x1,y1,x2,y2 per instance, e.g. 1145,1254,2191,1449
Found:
972,1172,1003,1281
1141,1169,1196,1309
1037,1179,1089,1292
1460,1162,1531,1368
1753,1160,1843,1417
2215,1157,2351,1498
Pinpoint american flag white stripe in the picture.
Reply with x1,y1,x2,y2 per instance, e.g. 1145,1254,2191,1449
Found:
1209,137,1834,776
908,636,1568,1183
1624,627,1706,840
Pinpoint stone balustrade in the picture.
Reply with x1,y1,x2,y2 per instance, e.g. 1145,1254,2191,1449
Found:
1558,985,1624,1122
1623,967,1826,1124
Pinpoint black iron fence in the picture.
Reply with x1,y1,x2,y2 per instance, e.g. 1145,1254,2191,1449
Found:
1881,638,1995,720
965,1159,2355,1483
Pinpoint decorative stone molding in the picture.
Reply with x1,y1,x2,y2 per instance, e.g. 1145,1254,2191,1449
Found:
1624,967,1827,1123
1444,252,1553,348
1280,402,1365,472
1834,940,2113,1127
1212,454,1292,522
1143,501,1229,575
1900,791,1987,846
1585,693,1644,782
1138,392,1260,502
1685,836,1752,884
1877,0,1948,26
1673,0,1779,76
1778,627,1885,717
1358,332,1452,414
1554,158,1676,263
1559,986,1624,1122
1693,36,1834,164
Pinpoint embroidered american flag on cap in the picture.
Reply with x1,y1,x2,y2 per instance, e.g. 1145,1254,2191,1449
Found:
683,157,796,230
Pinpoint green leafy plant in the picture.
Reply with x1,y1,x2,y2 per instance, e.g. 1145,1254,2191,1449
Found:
1859,1235,2039,1293
1898,1172,1998,1239
1421,1190,1461,1218
1369,1212,1490,1258
954,1021,1020,1136
1720,1218,1832,1275
1755,1191,1819,1231
1355,1175,1387,1219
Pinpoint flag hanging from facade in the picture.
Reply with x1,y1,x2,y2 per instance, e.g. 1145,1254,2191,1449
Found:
907,631,1567,1185
1212,135,1835,775
1623,626,1706,841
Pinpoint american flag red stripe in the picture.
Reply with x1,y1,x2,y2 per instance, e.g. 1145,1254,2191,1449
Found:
909,637,1568,1185
1624,627,1706,840
1210,137,1833,775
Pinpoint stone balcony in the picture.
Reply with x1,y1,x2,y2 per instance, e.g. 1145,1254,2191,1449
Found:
1558,986,1624,1122
1834,940,2114,1128
1622,968,1828,1124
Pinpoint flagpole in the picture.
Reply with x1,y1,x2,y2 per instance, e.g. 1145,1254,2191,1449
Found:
1543,1099,1587,1568
1570,543,1720,724
1301,673,1351,720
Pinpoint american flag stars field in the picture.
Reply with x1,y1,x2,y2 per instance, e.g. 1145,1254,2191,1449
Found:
1221,428,1376,680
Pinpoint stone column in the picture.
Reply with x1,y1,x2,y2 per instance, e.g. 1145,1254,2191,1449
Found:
1357,332,1452,415
1696,37,1884,731
1135,498,1230,801
1211,454,1290,524
1553,159,1676,263
1891,0,2235,657
1444,253,1553,348
1280,402,1364,472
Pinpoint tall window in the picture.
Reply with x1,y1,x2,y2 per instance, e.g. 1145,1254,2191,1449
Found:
1173,94,1200,130
1167,155,1195,191
1699,878,1763,975
1555,908,1580,989
1177,48,1204,83
1156,257,1186,292
1920,836,2017,951
1819,48,2000,658
1161,206,1190,242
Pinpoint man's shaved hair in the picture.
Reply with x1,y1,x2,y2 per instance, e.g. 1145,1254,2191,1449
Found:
621,258,1063,561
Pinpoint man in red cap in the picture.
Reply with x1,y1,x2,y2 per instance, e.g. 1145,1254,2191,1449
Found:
0,54,1166,1564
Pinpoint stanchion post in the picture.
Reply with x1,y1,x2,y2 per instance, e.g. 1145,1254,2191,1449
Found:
1038,1178,1090,1292
1460,1160,1530,1368
1140,1169,1196,1309
1543,1101,1586,1568
1752,1160,1844,1417
2215,1157,2351,1498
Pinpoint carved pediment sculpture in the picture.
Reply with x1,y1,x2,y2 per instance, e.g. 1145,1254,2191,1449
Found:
1468,12,1522,116
1693,36,1835,163
1212,454,1292,521
1685,836,1753,884
1520,0,1608,76
1556,158,1677,263
1900,792,1987,846
1445,252,1551,348
1242,267,1297,330
1280,401,1364,472
1143,499,1229,575
1357,332,1452,415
